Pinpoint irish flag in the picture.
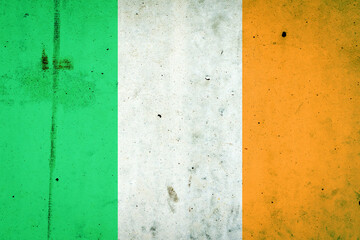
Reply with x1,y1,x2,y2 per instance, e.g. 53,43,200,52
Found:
1,0,360,239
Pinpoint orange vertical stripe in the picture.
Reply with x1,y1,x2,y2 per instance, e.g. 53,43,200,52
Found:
243,0,360,239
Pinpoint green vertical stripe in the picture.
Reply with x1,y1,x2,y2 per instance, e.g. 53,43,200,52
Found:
0,0,117,239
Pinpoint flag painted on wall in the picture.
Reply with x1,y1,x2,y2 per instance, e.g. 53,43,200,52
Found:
1,0,360,239
243,0,360,239
0,0,118,239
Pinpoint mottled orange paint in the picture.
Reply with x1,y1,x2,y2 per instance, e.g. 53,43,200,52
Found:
243,0,360,239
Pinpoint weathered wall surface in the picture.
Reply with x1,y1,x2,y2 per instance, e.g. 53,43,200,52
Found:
243,0,360,239
0,1,117,239
118,0,242,239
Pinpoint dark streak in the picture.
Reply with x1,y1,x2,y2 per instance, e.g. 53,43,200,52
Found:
47,0,60,239
42,49,49,71
150,226,157,237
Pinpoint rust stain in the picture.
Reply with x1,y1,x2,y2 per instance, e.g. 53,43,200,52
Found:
167,186,179,202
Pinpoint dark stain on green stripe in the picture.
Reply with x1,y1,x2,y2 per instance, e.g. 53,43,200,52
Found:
42,49,49,71
47,0,60,239
55,58,73,70
0,67,96,108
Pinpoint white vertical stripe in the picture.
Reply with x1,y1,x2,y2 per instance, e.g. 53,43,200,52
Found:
118,0,242,239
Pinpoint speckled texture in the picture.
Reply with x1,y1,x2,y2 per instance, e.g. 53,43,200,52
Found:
0,0,117,239
118,0,242,239
244,0,360,239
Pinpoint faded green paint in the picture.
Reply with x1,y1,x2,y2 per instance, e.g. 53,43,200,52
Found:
0,0,117,239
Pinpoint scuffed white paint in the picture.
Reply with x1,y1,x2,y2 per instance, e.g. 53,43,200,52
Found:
118,0,242,239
